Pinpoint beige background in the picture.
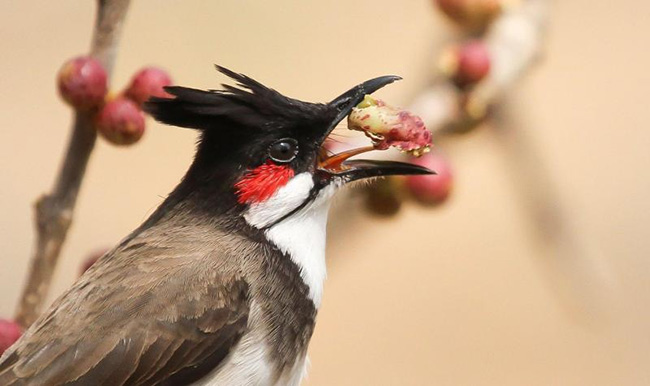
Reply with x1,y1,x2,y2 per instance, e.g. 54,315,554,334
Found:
1,1,649,385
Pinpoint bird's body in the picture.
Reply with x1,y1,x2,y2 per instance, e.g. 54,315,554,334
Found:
0,67,431,385
197,178,336,386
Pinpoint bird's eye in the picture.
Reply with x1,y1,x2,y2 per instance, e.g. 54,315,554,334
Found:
268,138,298,163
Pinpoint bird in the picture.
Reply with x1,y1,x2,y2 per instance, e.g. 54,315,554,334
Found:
0,66,432,385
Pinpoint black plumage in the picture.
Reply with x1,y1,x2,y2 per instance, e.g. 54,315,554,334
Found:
144,66,335,134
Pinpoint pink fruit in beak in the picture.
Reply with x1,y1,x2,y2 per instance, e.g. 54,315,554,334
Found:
347,95,432,156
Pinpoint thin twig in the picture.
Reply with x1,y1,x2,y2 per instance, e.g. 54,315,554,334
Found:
15,0,132,328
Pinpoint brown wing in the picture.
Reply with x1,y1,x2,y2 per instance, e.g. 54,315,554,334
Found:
0,240,250,386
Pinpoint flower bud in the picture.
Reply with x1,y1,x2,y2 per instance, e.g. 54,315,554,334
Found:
406,151,453,204
125,67,173,107
57,56,108,110
96,98,145,146
0,319,22,355
347,95,432,156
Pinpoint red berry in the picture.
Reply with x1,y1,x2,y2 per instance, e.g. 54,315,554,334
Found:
0,319,22,355
96,98,145,146
453,41,491,87
406,152,453,204
80,247,110,276
125,67,173,106
57,56,107,110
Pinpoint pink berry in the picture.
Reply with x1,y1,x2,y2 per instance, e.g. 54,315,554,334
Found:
96,98,145,146
57,56,108,110
406,152,453,204
454,41,491,87
0,319,22,355
80,247,110,276
125,67,173,106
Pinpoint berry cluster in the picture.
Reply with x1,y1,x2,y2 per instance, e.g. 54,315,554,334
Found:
436,0,497,90
366,0,506,213
57,57,172,146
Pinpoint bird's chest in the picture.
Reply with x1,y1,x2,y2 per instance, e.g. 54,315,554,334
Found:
193,298,314,386
244,177,335,310
248,243,318,381
212,178,334,385
195,217,323,385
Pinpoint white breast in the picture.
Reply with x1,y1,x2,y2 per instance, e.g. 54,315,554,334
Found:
229,175,339,385
244,173,339,309
264,184,336,308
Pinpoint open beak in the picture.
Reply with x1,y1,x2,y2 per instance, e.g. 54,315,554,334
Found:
324,75,403,139
317,76,435,181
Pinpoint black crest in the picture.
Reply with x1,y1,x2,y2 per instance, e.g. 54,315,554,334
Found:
144,66,334,133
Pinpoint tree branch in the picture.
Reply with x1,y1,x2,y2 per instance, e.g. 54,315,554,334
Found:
411,0,549,133
341,0,549,148
15,0,131,328
405,1,611,315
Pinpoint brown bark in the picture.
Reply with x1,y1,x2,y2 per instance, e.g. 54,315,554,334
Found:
15,0,132,328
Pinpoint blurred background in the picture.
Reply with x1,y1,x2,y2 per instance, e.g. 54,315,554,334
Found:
1,1,649,385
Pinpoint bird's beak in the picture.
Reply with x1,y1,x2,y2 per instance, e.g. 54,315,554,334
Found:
324,75,403,140
331,159,435,182
317,76,435,181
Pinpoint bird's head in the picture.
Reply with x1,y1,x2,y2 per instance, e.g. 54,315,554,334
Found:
145,66,432,230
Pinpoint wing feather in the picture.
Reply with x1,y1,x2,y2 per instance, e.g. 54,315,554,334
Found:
0,240,250,386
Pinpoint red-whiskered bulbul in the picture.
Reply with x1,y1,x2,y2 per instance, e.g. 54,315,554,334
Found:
0,66,432,385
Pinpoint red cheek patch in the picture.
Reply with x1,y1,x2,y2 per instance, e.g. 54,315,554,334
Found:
235,161,295,204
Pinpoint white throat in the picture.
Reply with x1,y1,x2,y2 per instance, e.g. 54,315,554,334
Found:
243,173,338,308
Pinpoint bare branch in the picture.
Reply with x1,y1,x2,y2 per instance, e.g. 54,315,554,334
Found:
412,0,549,133
408,1,612,316
341,0,549,149
15,0,131,328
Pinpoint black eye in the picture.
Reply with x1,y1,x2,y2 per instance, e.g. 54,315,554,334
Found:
268,138,298,163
